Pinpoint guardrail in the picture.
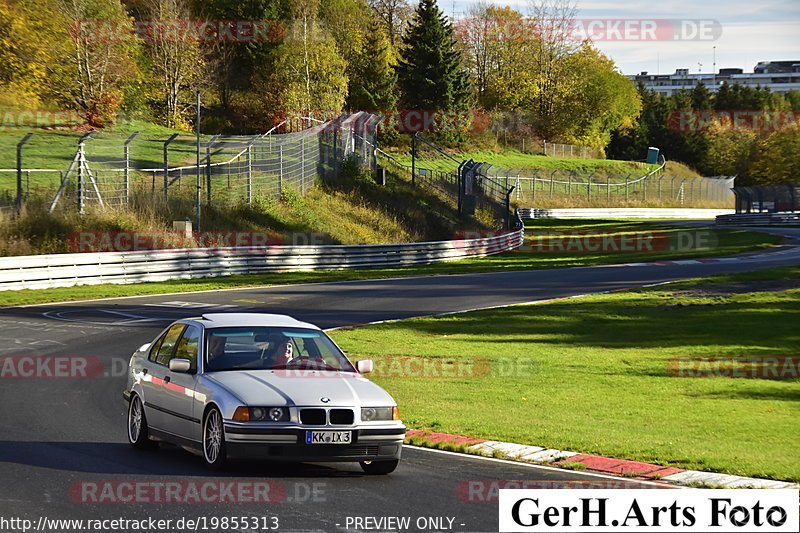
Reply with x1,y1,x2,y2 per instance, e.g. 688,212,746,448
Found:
716,212,800,226
518,208,734,219
0,229,524,291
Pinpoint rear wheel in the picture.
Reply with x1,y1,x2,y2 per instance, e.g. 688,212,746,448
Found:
203,407,227,470
127,395,157,450
360,459,399,475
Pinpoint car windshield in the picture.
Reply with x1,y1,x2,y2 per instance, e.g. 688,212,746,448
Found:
204,327,357,373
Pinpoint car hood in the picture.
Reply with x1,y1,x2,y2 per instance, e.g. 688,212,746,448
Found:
204,370,395,407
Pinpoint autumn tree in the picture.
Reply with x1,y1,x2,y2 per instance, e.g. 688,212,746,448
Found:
258,0,348,122
137,0,203,129
368,0,412,49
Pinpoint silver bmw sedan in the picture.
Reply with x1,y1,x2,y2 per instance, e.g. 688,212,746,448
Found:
123,313,405,474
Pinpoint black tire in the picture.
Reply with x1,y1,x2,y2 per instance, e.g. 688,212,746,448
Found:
360,459,399,475
202,407,227,470
127,394,157,450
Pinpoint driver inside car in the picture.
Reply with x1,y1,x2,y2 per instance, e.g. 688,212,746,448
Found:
272,339,295,366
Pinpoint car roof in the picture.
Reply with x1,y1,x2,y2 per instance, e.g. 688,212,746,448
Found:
191,313,321,330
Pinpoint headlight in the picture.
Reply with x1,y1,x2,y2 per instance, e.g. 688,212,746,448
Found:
361,407,394,421
233,406,289,422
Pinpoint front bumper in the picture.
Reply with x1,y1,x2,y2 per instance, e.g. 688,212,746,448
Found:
223,424,405,462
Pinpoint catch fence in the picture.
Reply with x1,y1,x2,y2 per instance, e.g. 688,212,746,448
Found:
0,112,381,213
477,157,735,206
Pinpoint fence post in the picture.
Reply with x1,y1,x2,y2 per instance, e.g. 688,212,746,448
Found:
567,173,572,195
658,177,662,201
163,133,179,204
77,142,85,214
549,171,556,198
411,133,417,187
643,176,648,203
16,133,33,213
300,135,305,195
205,142,212,206
587,174,591,202
607,175,611,203
279,144,283,199
124,132,139,209
247,144,252,205
625,175,630,203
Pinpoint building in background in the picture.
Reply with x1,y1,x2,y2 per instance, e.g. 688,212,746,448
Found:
629,61,800,95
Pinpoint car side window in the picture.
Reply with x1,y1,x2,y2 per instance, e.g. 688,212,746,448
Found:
148,336,165,362
173,326,200,372
155,324,186,366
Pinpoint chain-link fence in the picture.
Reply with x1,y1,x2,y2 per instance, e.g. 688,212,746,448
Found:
477,158,735,208
0,112,381,213
733,183,800,213
542,141,603,159
377,134,516,228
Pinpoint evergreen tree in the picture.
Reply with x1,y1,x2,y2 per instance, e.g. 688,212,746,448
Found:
347,20,398,112
397,0,470,112
691,82,712,110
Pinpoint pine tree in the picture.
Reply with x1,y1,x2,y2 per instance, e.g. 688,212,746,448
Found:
347,20,398,112
397,0,470,112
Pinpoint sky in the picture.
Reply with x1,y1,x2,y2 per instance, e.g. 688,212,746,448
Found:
449,0,800,75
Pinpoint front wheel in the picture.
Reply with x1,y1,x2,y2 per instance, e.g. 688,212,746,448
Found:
127,394,157,450
360,459,399,475
203,407,227,470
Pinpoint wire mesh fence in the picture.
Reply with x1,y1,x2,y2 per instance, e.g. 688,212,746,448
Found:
476,159,735,207
0,112,380,213
376,134,516,228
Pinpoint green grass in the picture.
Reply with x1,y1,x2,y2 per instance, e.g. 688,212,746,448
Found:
389,149,658,178
0,219,779,307
329,265,800,481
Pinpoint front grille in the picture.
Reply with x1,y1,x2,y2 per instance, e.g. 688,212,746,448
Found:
300,408,326,425
329,409,354,425
265,445,379,457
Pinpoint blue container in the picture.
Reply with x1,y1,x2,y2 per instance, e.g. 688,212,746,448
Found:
646,147,660,165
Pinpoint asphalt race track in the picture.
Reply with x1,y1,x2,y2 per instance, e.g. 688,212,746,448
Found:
0,224,798,532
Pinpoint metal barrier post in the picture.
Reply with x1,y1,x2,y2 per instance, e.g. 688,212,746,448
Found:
77,143,85,213
279,145,283,199
16,133,33,212
411,133,417,187
163,133,179,203
124,132,139,209
247,144,252,204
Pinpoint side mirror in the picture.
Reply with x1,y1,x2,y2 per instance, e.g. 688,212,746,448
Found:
138,343,151,353
356,359,373,374
169,359,191,373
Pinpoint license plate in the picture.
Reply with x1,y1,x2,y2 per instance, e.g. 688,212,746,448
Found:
305,430,352,444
